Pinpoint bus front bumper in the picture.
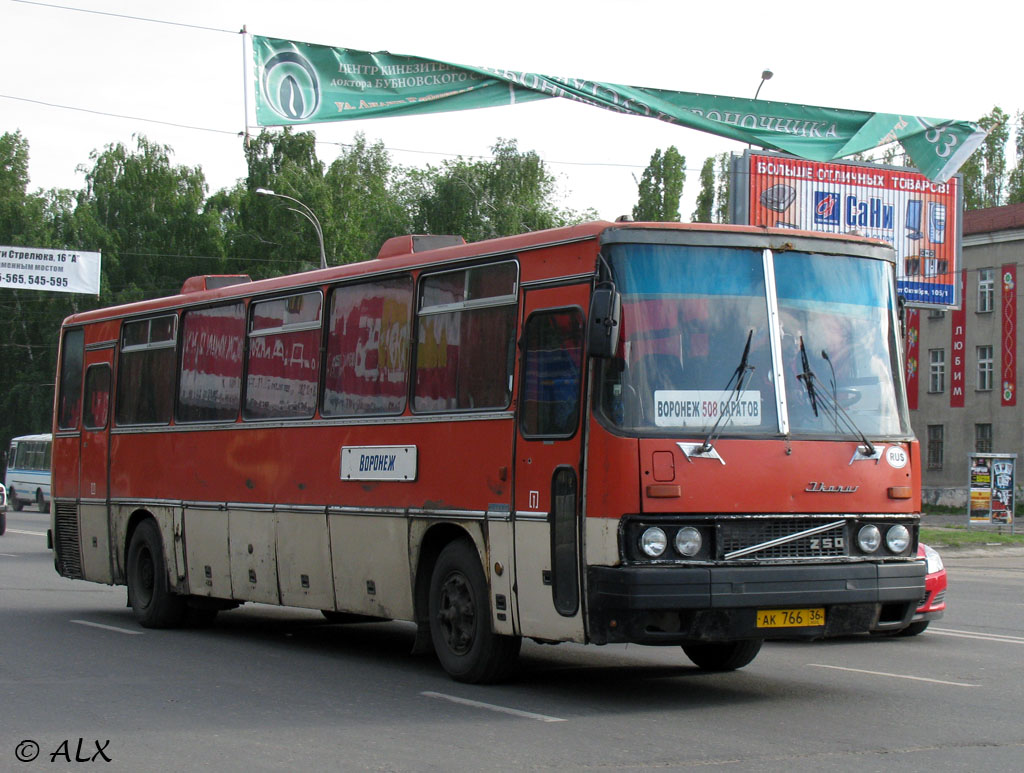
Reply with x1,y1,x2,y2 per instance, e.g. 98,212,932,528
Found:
586,560,926,645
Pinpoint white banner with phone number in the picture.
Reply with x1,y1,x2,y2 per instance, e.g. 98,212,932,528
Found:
0,245,101,295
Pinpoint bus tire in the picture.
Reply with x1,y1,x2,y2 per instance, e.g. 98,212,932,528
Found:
428,539,521,684
36,489,49,514
10,488,23,512
682,639,762,671
0,511,6,536
127,519,186,628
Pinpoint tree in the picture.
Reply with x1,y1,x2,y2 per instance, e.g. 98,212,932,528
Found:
0,132,85,444
74,134,223,302
632,146,685,222
1007,111,1024,205
691,157,715,223
714,153,731,224
960,107,1009,210
412,138,577,242
324,133,411,264
224,127,328,278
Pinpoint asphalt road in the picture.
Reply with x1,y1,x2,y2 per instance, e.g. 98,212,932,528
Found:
3,508,1023,772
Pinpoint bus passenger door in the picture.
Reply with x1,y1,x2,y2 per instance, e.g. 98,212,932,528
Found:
513,286,588,641
78,347,115,583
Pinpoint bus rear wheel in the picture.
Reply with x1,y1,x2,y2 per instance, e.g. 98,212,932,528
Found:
428,539,521,683
682,639,763,671
127,519,186,628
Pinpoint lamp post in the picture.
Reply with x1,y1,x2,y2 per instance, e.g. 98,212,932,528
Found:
255,188,327,270
754,69,773,100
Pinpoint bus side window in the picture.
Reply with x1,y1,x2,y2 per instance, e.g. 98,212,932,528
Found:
245,292,322,420
116,315,177,425
83,365,112,430
413,261,518,412
178,302,246,423
58,328,85,430
520,309,584,438
323,276,413,417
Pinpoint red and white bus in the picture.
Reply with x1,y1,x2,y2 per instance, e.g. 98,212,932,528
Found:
50,221,925,682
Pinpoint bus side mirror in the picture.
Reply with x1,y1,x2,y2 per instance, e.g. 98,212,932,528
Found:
588,286,621,359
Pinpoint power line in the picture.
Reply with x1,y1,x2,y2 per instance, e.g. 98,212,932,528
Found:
1,94,242,138
12,0,239,35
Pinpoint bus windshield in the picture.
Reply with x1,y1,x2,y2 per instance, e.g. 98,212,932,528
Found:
598,242,909,440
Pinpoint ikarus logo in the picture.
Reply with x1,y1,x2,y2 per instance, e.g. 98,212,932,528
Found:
261,50,320,121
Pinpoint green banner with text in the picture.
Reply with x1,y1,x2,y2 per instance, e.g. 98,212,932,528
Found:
252,35,984,183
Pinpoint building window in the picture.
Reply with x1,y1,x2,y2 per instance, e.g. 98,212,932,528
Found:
927,425,944,470
977,345,993,391
976,423,993,453
978,268,995,313
929,349,945,393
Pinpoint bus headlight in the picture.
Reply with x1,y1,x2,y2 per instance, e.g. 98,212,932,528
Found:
857,524,881,553
885,524,911,553
640,527,667,558
674,527,702,557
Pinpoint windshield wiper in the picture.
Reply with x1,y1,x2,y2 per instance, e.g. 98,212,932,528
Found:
796,336,819,417
698,329,754,454
795,341,876,456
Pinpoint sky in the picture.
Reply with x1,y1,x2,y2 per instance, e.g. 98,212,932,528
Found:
3,0,1021,225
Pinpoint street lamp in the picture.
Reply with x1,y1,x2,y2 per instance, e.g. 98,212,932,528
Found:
754,69,773,100
255,188,327,270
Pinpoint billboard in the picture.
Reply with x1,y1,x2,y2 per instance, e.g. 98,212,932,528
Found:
731,151,962,309
0,245,101,295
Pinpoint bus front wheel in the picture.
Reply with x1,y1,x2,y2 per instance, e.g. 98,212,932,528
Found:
682,639,763,671
428,539,521,683
127,519,186,628
0,511,6,536
10,488,23,512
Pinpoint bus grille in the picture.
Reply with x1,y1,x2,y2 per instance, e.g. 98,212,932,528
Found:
54,502,83,579
717,518,847,560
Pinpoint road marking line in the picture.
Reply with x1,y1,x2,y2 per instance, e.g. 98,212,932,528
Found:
808,664,977,687
6,529,47,536
0,553,17,557
929,627,1024,644
421,691,566,722
71,619,144,635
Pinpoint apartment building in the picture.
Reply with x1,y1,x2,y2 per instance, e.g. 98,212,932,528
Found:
908,202,1024,504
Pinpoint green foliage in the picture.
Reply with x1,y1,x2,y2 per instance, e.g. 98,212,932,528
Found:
411,138,572,242
714,153,731,224
325,133,412,264
1007,111,1024,205
961,107,1010,210
691,157,715,223
632,146,685,222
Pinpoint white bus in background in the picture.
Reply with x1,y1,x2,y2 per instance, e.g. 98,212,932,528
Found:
6,433,52,513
